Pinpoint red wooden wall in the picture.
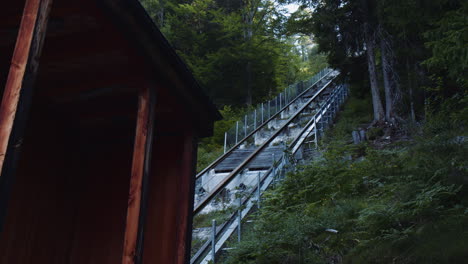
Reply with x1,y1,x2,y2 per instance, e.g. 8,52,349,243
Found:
0,1,205,263
143,131,196,264
0,92,137,263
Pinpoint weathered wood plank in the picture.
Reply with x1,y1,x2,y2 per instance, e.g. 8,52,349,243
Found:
135,84,156,263
122,86,155,264
175,132,197,264
0,0,53,231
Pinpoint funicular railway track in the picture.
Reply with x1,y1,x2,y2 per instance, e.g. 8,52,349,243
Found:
191,69,348,264
195,69,334,179
195,69,335,197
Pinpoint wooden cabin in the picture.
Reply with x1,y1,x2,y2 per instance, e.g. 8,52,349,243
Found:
0,0,221,263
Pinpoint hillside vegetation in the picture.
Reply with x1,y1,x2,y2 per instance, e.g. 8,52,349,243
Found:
223,95,467,263
140,0,467,262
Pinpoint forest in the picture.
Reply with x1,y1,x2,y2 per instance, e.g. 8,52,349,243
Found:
140,0,467,262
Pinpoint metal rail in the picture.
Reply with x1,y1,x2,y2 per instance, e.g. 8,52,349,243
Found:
290,85,344,153
195,69,333,179
194,76,337,214
191,83,349,264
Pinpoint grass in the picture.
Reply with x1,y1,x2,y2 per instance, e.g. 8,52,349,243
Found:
193,206,237,229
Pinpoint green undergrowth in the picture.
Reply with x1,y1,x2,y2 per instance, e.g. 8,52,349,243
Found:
222,96,468,263
193,206,237,229
197,106,241,172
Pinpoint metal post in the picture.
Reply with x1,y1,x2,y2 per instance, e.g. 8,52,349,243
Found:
224,132,227,153
325,103,329,126
268,100,271,118
279,93,282,109
285,88,288,104
284,89,287,104
335,96,338,113
238,197,242,242
254,110,257,129
212,219,216,263
314,117,318,149
261,103,264,124
333,98,336,116
235,121,239,144
275,98,278,113
335,93,338,109
317,117,321,139
335,97,338,114
244,115,247,137
272,153,277,180
319,112,324,136
338,87,342,103
331,100,335,118
257,172,261,209
330,97,336,115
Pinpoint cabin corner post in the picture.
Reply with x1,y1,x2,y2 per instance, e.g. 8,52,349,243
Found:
176,131,198,264
0,0,53,233
122,85,156,264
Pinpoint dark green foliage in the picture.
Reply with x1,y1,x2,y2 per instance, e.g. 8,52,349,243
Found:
196,106,240,171
140,0,307,107
197,147,224,172
140,0,333,171
193,206,236,228
137,1,468,260
223,97,468,263
321,95,372,143
423,2,468,88
286,0,466,122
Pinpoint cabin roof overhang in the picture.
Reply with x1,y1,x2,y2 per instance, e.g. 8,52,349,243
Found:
99,0,222,132
0,0,222,138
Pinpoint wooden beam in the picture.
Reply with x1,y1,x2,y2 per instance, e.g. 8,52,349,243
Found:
0,0,53,231
122,86,156,264
134,86,157,264
175,132,197,264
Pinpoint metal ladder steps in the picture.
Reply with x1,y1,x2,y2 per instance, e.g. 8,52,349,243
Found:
214,146,284,172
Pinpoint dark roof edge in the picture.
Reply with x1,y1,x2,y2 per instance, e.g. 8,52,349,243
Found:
102,0,222,123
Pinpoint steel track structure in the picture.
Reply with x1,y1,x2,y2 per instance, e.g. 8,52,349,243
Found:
193,85,349,264
195,69,333,180
191,74,349,263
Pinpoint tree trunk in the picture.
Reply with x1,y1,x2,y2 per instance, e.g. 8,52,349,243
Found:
243,4,254,106
246,61,252,106
364,26,385,122
301,44,307,62
380,37,393,122
158,7,164,26
406,58,416,122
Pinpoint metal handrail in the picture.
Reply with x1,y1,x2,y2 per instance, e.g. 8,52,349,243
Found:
190,165,274,264
193,76,337,215
289,86,342,151
195,69,333,179
191,84,349,264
